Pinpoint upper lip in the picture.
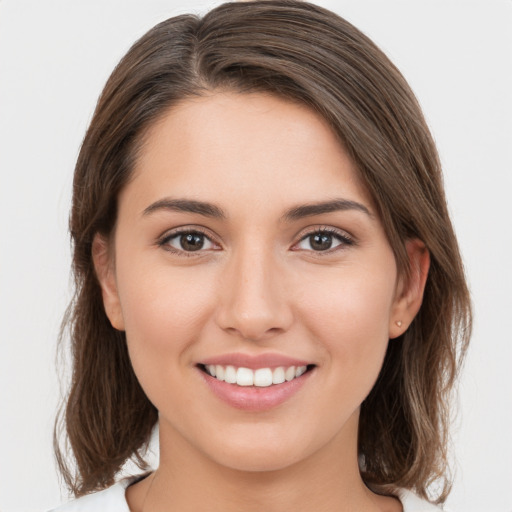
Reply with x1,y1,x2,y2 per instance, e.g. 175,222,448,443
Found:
199,353,313,370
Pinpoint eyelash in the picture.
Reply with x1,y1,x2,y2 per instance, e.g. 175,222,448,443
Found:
157,227,217,258
293,227,355,255
157,226,355,257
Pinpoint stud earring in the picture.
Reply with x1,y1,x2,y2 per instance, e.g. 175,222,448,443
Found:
395,320,402,327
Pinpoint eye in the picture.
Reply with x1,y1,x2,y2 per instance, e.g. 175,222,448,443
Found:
159,229,218,254
294,229,353,252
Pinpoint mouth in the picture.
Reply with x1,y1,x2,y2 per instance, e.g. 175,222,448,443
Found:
198,363,315,387
196,354,316,410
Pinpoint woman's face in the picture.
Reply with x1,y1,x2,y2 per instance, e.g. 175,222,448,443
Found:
96,92,422,472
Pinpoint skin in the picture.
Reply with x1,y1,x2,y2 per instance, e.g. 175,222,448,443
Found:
94,92,429,512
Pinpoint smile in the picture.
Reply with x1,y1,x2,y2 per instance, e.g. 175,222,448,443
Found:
203,364,308,387
197,354,315,410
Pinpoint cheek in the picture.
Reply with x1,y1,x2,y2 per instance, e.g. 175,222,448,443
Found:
298,262,397,381
114,254,217,385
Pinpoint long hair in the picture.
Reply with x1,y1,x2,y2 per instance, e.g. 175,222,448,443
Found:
55,0,471,503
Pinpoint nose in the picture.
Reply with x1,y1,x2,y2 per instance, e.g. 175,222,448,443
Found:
215,245,293,342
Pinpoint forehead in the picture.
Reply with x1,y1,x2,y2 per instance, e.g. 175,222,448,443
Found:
126,91,373,215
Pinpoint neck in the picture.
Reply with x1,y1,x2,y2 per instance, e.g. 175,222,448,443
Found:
128,412,401,512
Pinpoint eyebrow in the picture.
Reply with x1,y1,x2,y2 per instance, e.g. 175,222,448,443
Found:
282,199,372,221
142,198,226,219
142,197,371,221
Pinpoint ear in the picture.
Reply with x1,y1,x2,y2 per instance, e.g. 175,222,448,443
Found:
389,239,430,339
92,233,125,331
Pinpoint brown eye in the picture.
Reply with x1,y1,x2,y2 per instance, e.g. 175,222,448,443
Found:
309,233,333,251
180,233,205,251
161,230,217,253
295,229,353,252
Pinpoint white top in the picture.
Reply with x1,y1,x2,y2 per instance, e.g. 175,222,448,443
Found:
49,475,442,511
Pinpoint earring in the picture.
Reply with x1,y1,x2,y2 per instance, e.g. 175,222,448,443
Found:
395,320,402,327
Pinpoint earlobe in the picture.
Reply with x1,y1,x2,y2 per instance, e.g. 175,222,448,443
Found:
92,233,125,331
389,239,430,339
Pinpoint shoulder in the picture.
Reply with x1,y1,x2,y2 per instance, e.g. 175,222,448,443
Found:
47,476,140,512
398,489,444,511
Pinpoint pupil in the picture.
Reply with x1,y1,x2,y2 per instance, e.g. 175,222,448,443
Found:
181,233,204,251
311,233,332,251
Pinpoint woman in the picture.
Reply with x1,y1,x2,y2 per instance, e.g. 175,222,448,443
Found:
52,1,471,510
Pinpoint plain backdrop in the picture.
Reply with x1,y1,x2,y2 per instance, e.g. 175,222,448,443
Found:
1,1,511,510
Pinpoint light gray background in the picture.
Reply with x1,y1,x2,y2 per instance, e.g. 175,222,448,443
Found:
1,1,511,510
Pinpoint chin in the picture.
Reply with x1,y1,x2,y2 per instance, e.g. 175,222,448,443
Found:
212,445,305,473
199,425,320,474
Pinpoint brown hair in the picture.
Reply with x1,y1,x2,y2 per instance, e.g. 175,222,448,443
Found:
55,0,471,503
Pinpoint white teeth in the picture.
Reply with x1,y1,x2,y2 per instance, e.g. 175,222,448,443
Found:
215,365,225,381
254,368,273,387
236,367,254,386
285,366,296,381
205,364,310,386
295,365,307,377
224,365,237,384
272,366,285,384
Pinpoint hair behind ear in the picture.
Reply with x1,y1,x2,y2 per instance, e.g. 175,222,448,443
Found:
55,260,158,497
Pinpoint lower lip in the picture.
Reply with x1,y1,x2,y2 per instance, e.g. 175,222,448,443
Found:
199,368,313,412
